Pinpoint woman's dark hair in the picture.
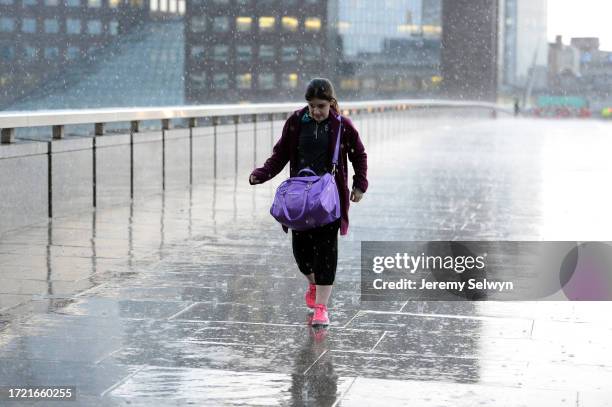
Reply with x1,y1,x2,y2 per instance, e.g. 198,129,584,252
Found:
305,78,339,112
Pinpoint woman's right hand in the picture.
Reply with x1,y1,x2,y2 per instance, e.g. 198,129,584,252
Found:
249,174,260,185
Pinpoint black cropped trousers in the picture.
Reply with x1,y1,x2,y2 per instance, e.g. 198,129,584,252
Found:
291,219,340,286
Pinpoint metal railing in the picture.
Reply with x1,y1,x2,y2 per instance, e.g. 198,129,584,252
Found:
0,99,510,234
0,99,510,143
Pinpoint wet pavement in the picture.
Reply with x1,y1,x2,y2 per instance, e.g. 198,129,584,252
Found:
1,115,612,405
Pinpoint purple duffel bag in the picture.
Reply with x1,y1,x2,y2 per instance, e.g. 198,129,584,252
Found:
270,115,342,231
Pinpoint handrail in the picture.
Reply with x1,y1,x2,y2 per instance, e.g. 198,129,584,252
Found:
0,99,511,130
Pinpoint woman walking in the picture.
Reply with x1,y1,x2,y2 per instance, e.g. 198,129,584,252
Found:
249,78,368,327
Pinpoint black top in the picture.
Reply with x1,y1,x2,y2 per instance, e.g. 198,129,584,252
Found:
297,111,330,176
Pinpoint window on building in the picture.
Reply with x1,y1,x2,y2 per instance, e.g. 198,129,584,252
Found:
45,0,58,5
259,45,274,60
44,19,59,33
0,18,15,33
191,72,206,88
304,45,321,61
108,0,120,7
282,16,298,32
340,78,360,91
22,18,36,33
213,45,228,61
0,44,15,61
236,16,252,32
236,0,248,5
258,73,275,90
236,73,252,89
212,73,229,89
87,0,100,7
282,46,297,61
212,0,228,3
178,0,185,14
66,46,80,60
212,16,229,33
0,0,14,5
24,45,37,61
236,45,252,62
169,0,177,13
304,17,321,31
190,16,206,32
282,73,298,89
259,17,275,32
44,47,59,60
65,0,79,6
362,78,376,90
22,0,37,5
66,18,81,34
109,20,118,35
190,46,204,59
87,20,102,35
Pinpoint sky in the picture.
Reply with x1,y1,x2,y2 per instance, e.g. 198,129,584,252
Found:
548,0,612,51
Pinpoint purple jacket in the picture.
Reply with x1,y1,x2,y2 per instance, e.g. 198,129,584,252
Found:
249,106,369,236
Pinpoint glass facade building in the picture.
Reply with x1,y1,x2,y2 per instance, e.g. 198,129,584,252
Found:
335,0,442,97
501,0,548,88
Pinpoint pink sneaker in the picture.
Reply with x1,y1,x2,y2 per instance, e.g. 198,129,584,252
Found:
305,283,316,309
312,304,330,326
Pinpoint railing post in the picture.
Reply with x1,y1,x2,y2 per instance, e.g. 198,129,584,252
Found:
94,123,104,136
252,114,257,169
93,123,105,209
212,116,219,178
233,115,239,176
269,113,274,150
130,120,139,199
1,128,15,144
162,119,171,191
47,140,52,218
52,125,64,140
188,117,197,186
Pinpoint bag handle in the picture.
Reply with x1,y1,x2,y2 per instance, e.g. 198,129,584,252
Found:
281,189,310,221
331,115,342,175
297,168,317,177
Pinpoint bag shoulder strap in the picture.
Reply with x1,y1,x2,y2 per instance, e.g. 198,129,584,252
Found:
331,115,342,175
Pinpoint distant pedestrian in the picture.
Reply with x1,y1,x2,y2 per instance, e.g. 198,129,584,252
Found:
249,78,369,327
514,98,521,117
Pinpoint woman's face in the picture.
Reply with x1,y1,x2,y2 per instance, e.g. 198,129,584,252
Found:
307,98,331,122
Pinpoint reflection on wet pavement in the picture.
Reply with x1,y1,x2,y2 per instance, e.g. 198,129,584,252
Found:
1,115,612,405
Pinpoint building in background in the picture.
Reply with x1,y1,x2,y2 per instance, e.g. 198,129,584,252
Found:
184,0,445,103
441,0,499,101
500,0,548,90
185,0,335,104
548,36,612,108
335,0,442,99
548,35,580,92
2,0,543,109
0,0,179,109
